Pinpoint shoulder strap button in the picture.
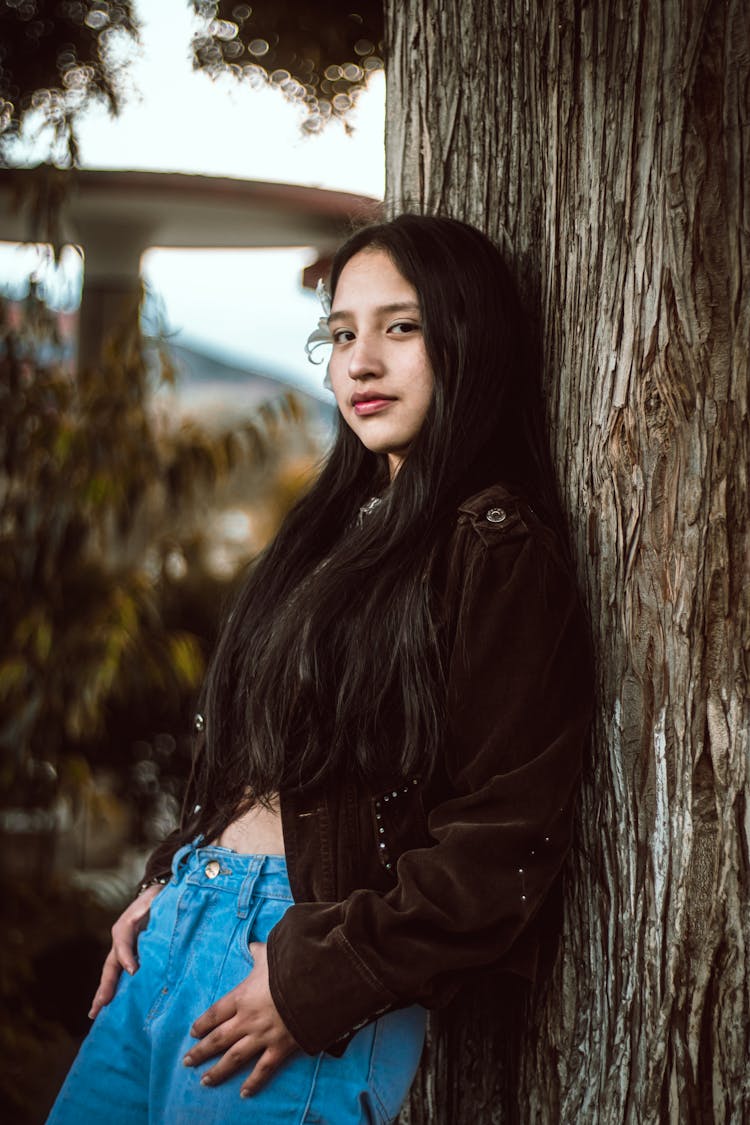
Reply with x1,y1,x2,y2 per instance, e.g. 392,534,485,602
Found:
486,507,507,524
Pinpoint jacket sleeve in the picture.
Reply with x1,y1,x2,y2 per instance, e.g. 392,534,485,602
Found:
266,506,594,1055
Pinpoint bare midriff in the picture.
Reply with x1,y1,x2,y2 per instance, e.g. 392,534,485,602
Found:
213,793,285,856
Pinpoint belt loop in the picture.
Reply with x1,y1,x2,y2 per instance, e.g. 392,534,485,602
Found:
237,856,264,919
171,835,204,880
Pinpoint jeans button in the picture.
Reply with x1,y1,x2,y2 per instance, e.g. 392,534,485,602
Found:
204,860,221,879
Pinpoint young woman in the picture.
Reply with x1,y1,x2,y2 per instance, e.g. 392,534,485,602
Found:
47,214,593,1124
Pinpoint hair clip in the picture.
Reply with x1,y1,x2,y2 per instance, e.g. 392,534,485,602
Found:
305,278,334,391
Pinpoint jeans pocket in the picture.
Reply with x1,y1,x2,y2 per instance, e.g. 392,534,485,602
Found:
250,893,294,943
237,899,265,968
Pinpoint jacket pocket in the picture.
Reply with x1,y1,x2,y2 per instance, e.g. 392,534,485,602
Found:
371,778,432,875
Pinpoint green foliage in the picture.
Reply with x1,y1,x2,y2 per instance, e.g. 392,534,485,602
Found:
191,0,384,132
0,285,310,804
0,0,138,165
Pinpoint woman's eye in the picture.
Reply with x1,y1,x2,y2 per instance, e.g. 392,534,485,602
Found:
389,321,421,335
332,328,355,344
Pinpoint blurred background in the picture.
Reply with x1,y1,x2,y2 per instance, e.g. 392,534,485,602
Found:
0,2,384,1119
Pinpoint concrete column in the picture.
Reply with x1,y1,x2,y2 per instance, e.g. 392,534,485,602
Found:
75,219,156,370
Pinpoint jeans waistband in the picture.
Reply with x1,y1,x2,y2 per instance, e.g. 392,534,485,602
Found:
170,836,291,917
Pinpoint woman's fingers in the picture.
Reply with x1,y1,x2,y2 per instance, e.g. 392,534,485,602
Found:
198,1035,256,1086
112,909,146,975
88,948,123,1018
184,1014,241,1066
111,927,138,976
88,884,164,1019
185,951,299,1093
186,1015,298,1091
240,1046,294,1098
112,883,162,974
190,994,237,1040
198,1037,295,1093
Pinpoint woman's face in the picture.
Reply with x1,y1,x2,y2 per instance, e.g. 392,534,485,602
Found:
328,248,434,478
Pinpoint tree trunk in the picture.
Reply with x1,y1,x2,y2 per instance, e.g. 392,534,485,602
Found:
385,1,749,1121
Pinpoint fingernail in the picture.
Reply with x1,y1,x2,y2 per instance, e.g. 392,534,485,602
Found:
88,1009,95,1020
201,1076,213,1087
183,1055,194,1067
240,1089,251,1099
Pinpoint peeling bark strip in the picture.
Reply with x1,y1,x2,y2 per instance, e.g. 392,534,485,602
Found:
386,0,749,1121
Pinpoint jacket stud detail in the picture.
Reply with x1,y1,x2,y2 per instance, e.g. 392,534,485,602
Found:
486,507,507,523
193,712,205,732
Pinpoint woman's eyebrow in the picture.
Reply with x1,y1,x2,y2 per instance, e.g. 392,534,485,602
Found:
328,302,421,324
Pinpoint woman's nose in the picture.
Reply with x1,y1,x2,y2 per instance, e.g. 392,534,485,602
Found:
347,334,384,379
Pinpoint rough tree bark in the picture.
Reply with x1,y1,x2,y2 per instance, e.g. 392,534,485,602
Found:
385,1,749,1121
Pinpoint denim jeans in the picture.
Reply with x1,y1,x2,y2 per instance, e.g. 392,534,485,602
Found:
47,839,427,1124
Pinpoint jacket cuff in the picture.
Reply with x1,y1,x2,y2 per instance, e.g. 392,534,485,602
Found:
267,908,399,1055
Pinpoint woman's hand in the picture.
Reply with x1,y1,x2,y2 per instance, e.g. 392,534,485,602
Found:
88,883,164,1019
184,942,299,1098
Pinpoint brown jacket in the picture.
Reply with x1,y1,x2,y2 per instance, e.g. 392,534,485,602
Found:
142,483,593,1057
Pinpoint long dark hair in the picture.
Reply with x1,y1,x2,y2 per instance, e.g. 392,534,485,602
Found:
193,214,558,826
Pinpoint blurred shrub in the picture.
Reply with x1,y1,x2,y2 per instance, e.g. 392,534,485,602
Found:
0,284,318,822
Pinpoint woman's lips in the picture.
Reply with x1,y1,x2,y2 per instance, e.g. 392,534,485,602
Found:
353,397,395,416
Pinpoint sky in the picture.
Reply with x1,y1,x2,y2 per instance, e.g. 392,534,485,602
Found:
0,0,386,400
